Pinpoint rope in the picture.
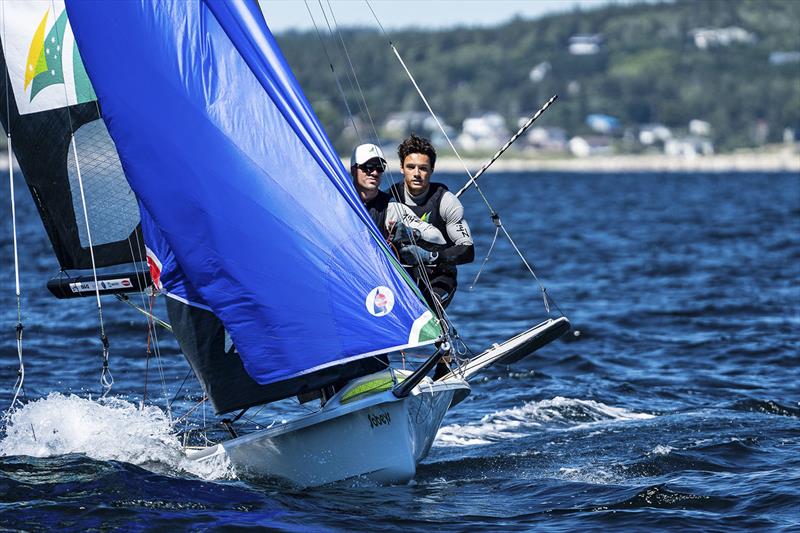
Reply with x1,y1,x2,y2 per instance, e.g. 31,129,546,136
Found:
469,217,500,291
317,1,369,137
169,368,195,412
324,1,380,143
100,333,113,393
125,237,171,418
3,1,26,417
455,94,558,198
48,0,112,393
365,1,561,316
310,2,451,337
6,324,24,417
115,294,172,331
304,0,360,140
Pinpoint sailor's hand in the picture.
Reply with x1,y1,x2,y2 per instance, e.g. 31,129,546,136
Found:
399,245,438,266
391,222,420,247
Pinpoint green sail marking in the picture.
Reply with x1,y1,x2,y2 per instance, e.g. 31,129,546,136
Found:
417,315,441,342
29,10,68,102
73,39,97,103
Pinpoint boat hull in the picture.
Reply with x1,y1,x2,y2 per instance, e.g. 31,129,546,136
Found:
186,378,468,487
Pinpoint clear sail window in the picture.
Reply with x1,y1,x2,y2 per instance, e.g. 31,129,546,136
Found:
66,118,139,248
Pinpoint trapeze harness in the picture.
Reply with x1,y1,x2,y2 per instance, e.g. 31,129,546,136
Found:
390,183,473,310
364,190,391,239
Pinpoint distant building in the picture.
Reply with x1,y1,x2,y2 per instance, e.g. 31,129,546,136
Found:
769,51,800,65
586,114,620,135
664,137,714,157
529,61,551,83
691,27,756,50
524,126,567,152
382,112,453,142
457,113,509,151
753,120,769,146
689,119,712,137
568,34,603,55
638,124,672,146
569,136,612,158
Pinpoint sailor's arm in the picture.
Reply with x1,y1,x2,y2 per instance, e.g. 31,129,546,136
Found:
384,202,446,245
438,192,474,265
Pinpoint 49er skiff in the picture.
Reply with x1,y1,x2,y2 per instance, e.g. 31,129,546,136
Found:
0,0,568,486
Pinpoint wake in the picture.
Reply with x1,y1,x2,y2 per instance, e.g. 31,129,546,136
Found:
436,396,654,446
0,392,234,481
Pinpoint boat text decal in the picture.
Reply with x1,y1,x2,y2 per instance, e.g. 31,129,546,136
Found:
367,411,391,429
69,278,132,293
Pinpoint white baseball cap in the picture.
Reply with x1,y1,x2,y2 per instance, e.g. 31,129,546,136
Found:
350,143,387,168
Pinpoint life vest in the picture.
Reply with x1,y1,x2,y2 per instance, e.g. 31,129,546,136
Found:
364,191,390,238
389,182,457,281
389,183,452,246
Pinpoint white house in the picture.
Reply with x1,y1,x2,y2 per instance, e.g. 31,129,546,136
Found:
569,136,612,157
525,126,567,152
689,119,712,137
457,113,509,151
664,137,714,157
639,124,672,146
691,27,756,50
569,34,603,55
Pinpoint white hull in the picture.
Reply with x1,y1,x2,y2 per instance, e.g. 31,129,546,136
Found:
186,376,469,487
185,319,568,487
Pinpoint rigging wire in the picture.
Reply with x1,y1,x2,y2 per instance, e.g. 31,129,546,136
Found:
124,235,173,421
2,2,26,418
308,2,454,353
305,0,446,355
322,2,455,335
322,1,380,143
455,94,558,199
317,1,369,133
364,0,563,317
303,0,361,141
49,0,113,394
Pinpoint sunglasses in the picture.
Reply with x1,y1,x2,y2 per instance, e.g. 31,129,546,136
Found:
359,161,386,174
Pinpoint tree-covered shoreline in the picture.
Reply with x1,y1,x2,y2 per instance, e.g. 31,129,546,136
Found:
273,0,800,154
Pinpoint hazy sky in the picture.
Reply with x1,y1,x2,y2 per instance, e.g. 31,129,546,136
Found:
259,1,635,33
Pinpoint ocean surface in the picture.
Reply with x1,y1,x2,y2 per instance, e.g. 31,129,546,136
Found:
0,171,798,531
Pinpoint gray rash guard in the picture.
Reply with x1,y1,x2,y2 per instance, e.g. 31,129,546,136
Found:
392,185,474,265
384,202,447,244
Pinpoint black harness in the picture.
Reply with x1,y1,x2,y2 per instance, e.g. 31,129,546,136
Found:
389,183,458,307
364,191,391,238
389,183,453,247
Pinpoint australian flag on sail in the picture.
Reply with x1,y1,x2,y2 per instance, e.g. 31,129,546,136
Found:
65,0,440,387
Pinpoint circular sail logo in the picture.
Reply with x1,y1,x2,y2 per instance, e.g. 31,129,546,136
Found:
366,286,394,317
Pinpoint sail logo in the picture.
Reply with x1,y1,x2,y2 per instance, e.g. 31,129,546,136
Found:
420,212,430,223
0,1,97,115
146,247,163,291
366,286,395,317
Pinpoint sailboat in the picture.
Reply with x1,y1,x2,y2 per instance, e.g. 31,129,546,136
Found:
0,0,569,487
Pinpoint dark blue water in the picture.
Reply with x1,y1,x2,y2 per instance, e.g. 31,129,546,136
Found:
1,171,798,531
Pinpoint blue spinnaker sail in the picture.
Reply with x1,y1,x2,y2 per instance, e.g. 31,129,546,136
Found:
65,0,440,386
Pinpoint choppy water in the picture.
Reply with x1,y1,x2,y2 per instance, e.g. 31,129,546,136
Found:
1,171,798,531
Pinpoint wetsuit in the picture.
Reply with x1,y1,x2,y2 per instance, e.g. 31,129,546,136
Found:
389,183,474,310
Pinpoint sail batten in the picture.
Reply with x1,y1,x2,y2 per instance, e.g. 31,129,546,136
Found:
64,0,440,398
